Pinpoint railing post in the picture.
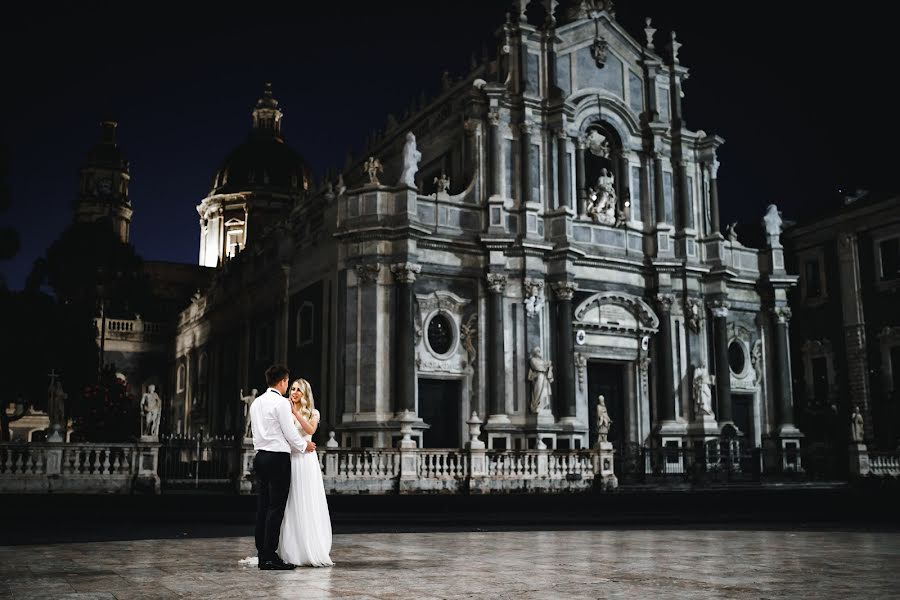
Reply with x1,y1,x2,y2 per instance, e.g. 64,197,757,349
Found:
592,440,618,491
134,441,161,494
325,431,339,478
398,412,418,493
537,449,549,478
239,439,255,494
46,446,63,477
466,412,489,494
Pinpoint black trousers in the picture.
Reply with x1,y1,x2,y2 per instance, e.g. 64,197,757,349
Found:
253,450,291,562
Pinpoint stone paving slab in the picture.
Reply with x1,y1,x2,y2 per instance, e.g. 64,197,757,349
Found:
1,529,898,599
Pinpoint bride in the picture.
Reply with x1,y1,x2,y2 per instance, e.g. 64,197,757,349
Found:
278,378,334,567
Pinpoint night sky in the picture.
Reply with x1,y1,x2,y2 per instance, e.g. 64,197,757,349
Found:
1,1,893,291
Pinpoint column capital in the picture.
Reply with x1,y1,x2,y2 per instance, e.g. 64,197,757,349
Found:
556,128,569,141
709,158,720,179
354,262,381,284
552,281,578,301
487,111,501,127
390,262,421,284
486,272,508,293
575,136,588,150
709,299,730,318
772,305,792,324
656,293,676,312
519,120,536,135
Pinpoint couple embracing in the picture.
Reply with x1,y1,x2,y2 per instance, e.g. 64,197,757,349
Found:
244,364,333,569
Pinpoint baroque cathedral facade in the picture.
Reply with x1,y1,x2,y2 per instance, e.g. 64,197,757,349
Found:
102,3,802,454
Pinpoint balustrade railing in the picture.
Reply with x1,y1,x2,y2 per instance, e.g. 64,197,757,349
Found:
868,453,900,477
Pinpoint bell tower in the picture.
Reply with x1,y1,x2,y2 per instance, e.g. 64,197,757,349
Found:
75,121,133,243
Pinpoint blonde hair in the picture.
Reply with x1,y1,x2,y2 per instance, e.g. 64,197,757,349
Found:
290,378,316,422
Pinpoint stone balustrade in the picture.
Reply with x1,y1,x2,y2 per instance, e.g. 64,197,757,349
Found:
868,453,900,477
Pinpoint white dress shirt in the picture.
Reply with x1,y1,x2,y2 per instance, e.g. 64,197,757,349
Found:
250,388,308,454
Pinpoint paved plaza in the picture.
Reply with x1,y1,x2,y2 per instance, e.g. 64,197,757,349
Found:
1,528,898,599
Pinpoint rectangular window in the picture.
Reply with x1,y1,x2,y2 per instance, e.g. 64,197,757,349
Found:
804,259,822,298
663,171,674,224
628,71,643,114
880,238,900,280
630,165,642,221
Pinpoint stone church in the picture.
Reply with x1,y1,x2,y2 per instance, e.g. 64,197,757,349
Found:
98,2,802,455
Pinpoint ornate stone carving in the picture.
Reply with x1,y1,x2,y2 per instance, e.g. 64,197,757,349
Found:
585,129,610,158
390,262,421,284
725,222,739,243
486,273,507,293
416,290,470,315
140,384,162,439
519,120,535,136
552,281,578,302
656,293,675,313
669,31,682,64
575,353,587,392
709,299,730,318
523,278,545,318
460,313,478,362
576,292,660,331
398,132,422,188
685,298,703,333
586,168,618,225
487,111,501,127
773,306,792,324
355,263,381,284
751,339,764,385
364,156,383,185
590,37,609,68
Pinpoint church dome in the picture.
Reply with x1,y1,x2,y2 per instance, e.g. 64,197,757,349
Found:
209,84,311,196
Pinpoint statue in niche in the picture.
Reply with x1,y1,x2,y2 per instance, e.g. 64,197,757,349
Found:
596,395,612,444
140,384,162,438
850,405,865,443
693,364,714,418
586,168,617,225
398,131,421,189
528,347,554,414
364,156,383,185
585,129,610,158
762,204,783,247
240,388,258,439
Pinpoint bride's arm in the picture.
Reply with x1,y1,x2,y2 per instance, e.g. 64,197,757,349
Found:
291,407,318,435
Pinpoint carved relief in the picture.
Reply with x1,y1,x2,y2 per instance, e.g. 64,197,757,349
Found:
523,279,545,318
355,263,381,284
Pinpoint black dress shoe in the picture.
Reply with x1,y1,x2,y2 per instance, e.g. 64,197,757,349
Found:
259,560,296,570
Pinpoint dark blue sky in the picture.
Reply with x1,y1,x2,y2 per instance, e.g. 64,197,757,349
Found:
1,1,893,290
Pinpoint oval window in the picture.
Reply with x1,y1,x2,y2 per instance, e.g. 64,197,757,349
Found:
728,341,746,374
427,313,454,355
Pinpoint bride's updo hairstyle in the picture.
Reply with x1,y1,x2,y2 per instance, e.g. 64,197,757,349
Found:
290,378,316,421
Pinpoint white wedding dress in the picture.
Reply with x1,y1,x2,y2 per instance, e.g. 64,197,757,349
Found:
239,410,333,568
278,410,334,567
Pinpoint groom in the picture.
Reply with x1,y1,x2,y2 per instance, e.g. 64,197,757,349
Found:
250,364,317,570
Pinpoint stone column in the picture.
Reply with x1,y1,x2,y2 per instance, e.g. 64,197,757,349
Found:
391,262,421,415
708,160,720,235
520,121,533,205
837,232,872,440
556,131,571,211
653,151,666,225
711,301,732,424
656,294,676,422
575,137,587,217
486,273,508,419
552,282,578,419
488,111,503,197
772,306,796,429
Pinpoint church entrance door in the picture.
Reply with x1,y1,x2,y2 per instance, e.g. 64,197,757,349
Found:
417,378,461,448
587,361,626,448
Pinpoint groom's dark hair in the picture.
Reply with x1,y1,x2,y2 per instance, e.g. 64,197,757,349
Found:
265,364,290,387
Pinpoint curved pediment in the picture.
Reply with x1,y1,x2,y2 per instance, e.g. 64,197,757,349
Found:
574,292,659,332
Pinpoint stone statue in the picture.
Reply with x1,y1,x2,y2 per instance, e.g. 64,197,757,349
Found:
596,395,612,444
434,172,450,195
528,347,554,414
336,173,347,196
725,222,739,243
240,388,258,439
763,204,783,247
398,131,421,188
586,168,617,225
585,129,610,158
693,364,714,418
364,156,383,185
851,405,864,443
46,371,67,435
140,384,162,438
